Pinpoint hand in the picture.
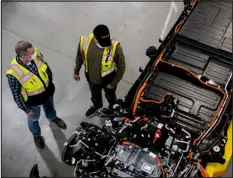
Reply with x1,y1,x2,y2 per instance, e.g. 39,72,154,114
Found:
26,110,35,116
73,74,80,81
106,84,114,89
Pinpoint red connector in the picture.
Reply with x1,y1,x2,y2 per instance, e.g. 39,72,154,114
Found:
153,130,162,143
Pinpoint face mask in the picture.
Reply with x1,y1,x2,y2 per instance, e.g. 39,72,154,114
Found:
26,52,37,65
30,51,37,60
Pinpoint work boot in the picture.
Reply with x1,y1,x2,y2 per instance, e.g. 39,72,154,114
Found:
52,118,67,129
86,106,99,118
34,136,45,149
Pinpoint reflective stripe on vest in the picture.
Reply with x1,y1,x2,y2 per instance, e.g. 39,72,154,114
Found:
36,59,43,69
80,33,119,77
101,40,119,77
101,67,115,77
6,46,49,101
27,87,46,96
20,71,34,84
7,64,24,79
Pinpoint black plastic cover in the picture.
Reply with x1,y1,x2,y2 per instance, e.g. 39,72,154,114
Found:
178,1,232,54
143,71,222,134
168,42,232,86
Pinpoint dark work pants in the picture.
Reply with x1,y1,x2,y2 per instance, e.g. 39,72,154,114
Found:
88,82,117,109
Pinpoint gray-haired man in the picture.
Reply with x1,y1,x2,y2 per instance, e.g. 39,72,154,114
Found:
6,41,67,148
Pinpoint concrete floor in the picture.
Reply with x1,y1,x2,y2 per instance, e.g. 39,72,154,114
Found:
1,2,232,177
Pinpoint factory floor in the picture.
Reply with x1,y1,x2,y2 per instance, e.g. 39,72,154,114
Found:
1,2,232,177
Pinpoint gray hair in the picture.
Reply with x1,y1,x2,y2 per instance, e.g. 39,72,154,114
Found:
15,41,33,57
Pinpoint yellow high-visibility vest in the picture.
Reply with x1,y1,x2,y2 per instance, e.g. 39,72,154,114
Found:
79,33,119,78
6,46,49,102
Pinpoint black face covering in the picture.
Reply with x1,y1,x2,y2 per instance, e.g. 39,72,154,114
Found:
93,24,112,47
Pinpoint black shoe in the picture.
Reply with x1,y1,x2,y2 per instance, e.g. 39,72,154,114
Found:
86,106,99,118
33,136,45,149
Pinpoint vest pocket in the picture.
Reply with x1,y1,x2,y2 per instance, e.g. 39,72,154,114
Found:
26,79,38,91
42,71,46,78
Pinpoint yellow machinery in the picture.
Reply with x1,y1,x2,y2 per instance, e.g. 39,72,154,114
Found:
205,121,232,177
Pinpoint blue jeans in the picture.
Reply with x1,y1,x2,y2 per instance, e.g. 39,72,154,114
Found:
27,96,57,136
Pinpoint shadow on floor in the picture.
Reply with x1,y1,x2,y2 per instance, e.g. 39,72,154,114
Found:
49,123,67,155
99,117,107,127
36,144,65,177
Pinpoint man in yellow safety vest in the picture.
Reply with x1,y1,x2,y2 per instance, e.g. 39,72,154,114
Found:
6,41,67,149
73,24,126,117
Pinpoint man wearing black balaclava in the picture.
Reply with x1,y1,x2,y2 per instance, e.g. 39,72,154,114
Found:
73,24,126,117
